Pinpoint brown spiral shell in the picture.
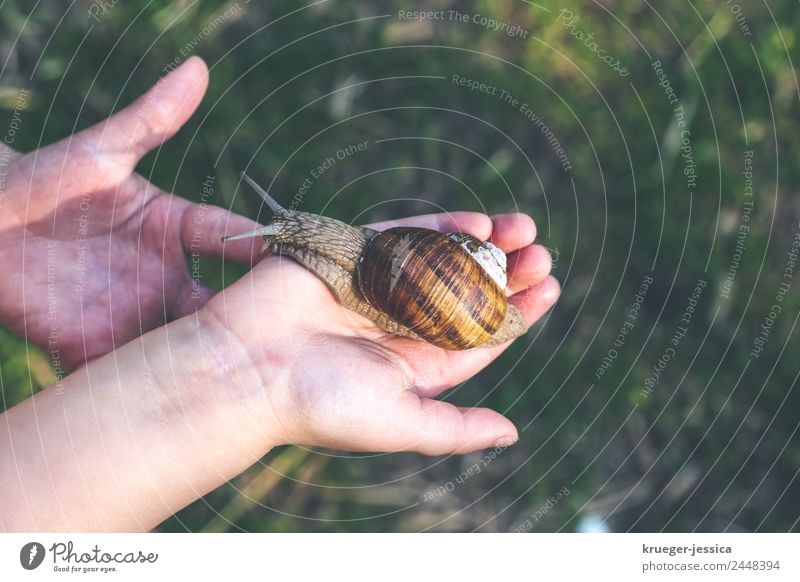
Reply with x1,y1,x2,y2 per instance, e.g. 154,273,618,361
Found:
357,227,508,350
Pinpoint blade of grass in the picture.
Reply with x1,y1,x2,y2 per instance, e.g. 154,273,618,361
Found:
201,446,311,532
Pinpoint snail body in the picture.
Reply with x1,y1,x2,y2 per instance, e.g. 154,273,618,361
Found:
223,173,526,350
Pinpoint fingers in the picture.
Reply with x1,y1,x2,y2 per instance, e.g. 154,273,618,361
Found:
366,211,537,255
76,56,209,172
509,274,561,326
179,202,263,265
366,211,493,240
489,213,537,252
397,394,517,455
506,244,552,294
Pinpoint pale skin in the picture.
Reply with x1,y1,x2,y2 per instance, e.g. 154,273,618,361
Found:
0,57,559,531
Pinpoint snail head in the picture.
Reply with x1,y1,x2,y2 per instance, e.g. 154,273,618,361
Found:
221,172,291,244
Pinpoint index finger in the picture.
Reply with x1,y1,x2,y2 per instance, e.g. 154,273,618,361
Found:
365,211,493,240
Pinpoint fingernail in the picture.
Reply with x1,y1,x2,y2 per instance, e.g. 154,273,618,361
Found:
495,435,518,447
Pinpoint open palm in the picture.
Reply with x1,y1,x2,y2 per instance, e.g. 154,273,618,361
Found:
0,57,256,370
208,210,559,455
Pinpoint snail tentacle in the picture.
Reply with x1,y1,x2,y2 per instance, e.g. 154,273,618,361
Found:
221,224,283,243
240,171,286,214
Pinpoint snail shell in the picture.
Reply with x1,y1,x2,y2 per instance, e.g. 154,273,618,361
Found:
357,227,508,350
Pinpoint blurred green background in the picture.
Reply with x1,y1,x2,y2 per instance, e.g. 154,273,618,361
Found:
1,0,799,532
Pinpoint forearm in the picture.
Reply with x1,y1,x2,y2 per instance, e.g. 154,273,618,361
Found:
0,311,278,532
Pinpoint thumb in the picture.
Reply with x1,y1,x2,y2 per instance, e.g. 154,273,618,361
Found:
77,56,209,172
397,396,518,456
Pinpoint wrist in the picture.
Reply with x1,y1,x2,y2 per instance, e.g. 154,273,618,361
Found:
174,305,290,450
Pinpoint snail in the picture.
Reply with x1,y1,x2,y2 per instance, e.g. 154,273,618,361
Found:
222,173,527,350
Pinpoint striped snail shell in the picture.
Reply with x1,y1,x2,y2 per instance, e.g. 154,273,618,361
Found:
357,227,509,350
222,173,527,350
